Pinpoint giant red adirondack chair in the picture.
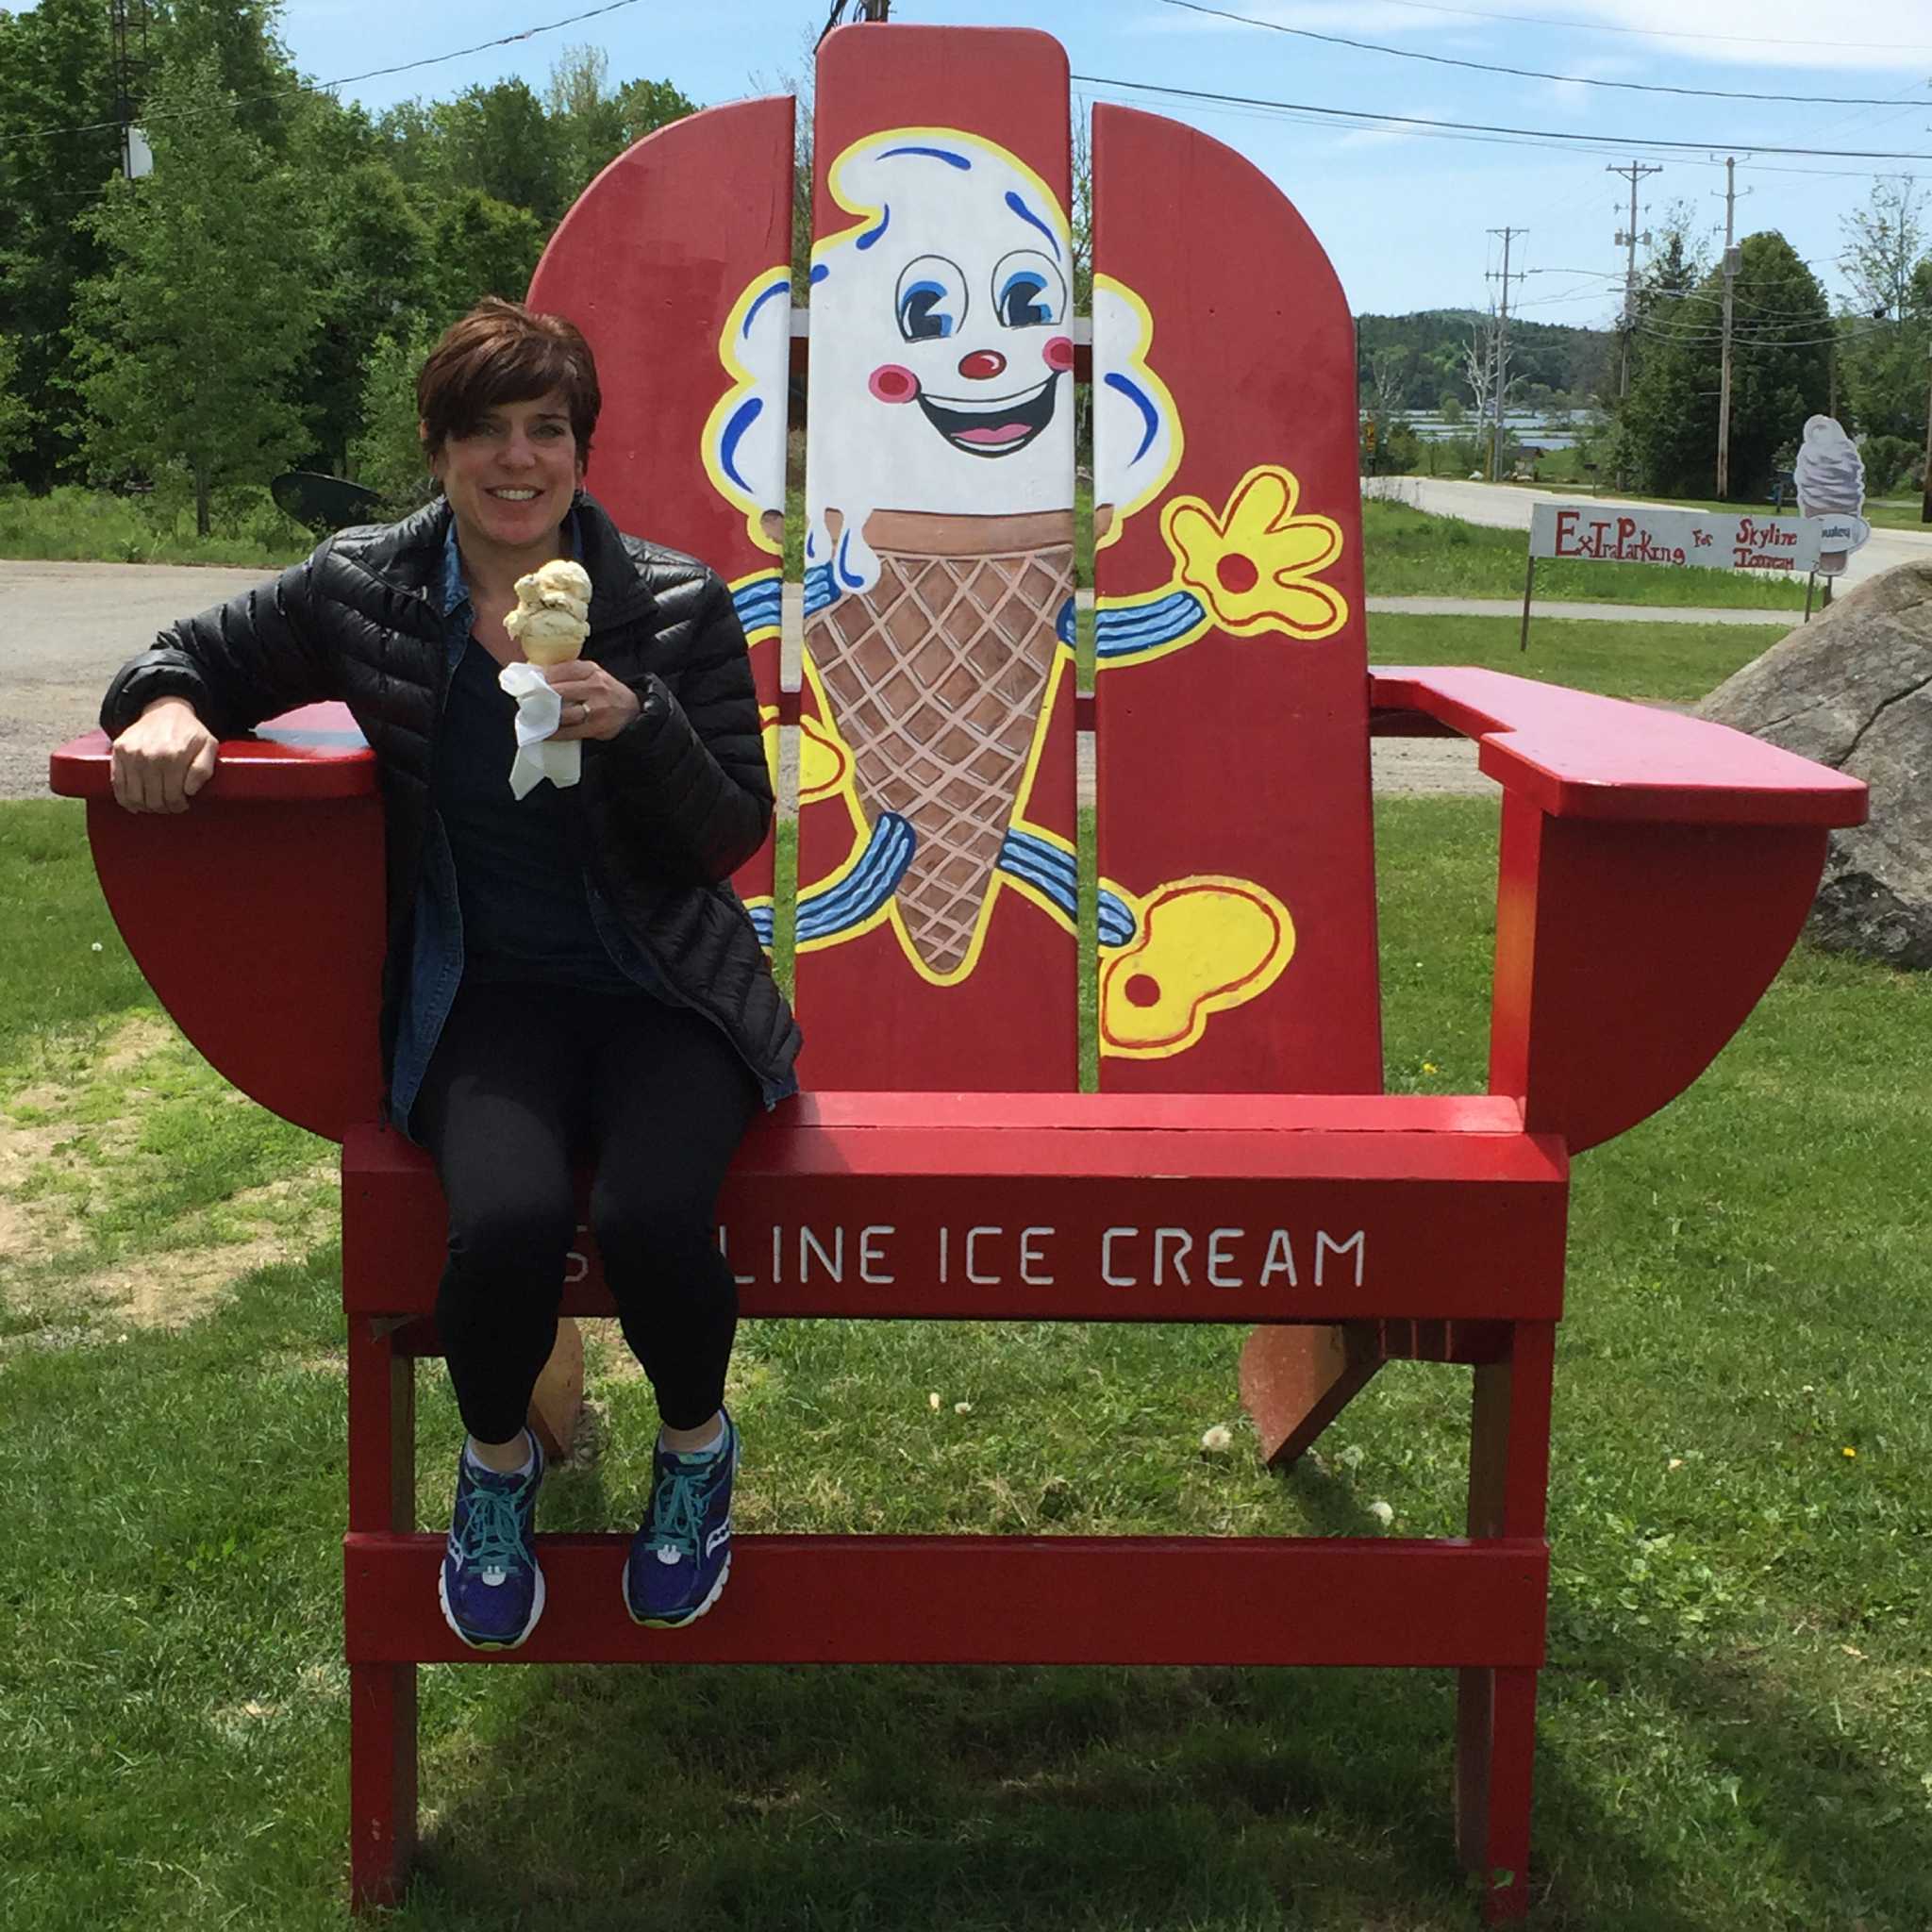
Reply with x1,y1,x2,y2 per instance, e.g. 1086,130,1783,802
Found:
51,23,1865,1922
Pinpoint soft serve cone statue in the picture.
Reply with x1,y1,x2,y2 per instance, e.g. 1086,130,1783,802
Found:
1793,416,1865,577
499,558,593,796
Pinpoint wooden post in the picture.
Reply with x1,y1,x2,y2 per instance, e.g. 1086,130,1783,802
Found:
525,1315,585,1462
346,1318,418,1911
1456,1321,1555,1924
1519,552,1535,653
1804,571,1816,624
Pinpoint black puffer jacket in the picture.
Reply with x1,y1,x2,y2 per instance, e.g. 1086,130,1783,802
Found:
100,493,801,1110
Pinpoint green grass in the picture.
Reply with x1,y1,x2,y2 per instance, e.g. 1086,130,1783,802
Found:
0,483,310,569
1842,498,1926,534
1362,501,1809,609
4,798,1930,1928
1368,614,1790,705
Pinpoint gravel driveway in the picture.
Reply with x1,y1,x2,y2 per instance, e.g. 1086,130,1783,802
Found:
5,559,268,802
11,557,1491,803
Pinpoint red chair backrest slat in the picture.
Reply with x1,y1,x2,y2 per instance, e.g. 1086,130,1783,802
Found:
1091,106,1380,1095
792,25,1082,1091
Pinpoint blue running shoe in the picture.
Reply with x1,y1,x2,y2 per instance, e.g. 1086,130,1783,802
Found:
439,1434,545,1651
624,1411,737,1628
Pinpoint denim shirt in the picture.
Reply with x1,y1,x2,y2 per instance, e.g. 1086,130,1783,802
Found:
387,517,680,1140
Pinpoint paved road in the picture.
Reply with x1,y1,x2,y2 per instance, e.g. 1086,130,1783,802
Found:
1371,475,1932,591
4,559,267,803
15,556,1800,804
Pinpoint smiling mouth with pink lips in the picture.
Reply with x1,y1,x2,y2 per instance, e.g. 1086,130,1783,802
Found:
916,372,1060,458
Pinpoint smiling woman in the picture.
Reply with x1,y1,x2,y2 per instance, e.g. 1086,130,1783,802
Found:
94,295,801,1653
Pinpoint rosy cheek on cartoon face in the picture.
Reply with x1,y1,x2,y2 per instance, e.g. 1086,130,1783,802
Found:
870,364,920,404
1043,336,1074,373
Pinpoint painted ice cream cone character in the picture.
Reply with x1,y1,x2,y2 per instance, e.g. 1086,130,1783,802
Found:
1794,415,1865,576
499,558,592,796
505,558,592,663
804,130,1075,978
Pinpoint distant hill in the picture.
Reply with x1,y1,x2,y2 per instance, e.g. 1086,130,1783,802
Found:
1357,310,1615,411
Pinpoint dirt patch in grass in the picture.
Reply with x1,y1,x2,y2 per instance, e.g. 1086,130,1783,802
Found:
2,1008,339,1325
0,1112,89,1257
76,1224,307,1331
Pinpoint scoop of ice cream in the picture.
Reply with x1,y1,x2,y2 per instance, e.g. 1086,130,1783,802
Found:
1794,415,1864,517
505,558,592,666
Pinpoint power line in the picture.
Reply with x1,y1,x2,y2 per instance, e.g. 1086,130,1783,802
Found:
1156,1,1932,109
1070,72,1932,162
1332,0,1932,54
0,0,641,149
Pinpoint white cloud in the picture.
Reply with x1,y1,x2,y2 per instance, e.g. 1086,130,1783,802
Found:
1333,103,1455,148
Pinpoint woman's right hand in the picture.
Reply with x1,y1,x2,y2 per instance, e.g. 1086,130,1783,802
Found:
110,698,220,813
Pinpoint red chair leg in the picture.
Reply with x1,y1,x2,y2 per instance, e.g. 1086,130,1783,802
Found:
345,1315,419,1909
1456,1323,1555,1921
1457,1663,1538,1923
350,1662,419,1909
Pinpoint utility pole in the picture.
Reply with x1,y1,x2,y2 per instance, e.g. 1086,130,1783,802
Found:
109,1,153,181
1711,159,1754,498
1607,160,1660,398
1487,227,1526,483
1921,345,1932,525
1716,157,1741,500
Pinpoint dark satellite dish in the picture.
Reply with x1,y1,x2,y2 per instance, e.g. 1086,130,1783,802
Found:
272,472,383,533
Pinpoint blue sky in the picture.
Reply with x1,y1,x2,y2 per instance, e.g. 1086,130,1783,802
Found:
103,2,1932,318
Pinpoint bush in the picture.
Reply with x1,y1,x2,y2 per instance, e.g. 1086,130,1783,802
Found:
0,480,309,567
1857,432,1921,497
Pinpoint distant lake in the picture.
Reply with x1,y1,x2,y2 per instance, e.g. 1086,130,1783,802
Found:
1401,408,1592,451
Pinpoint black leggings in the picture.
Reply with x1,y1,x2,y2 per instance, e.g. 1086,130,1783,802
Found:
412,980,758,1441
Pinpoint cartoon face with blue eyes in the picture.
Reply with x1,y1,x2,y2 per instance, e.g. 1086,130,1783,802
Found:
869,233,1074,460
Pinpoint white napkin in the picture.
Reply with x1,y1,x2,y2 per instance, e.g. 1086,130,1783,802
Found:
497,661,582,798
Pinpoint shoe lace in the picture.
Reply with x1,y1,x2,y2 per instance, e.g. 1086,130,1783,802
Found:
649,1464,708,1561
457,1482,529,1574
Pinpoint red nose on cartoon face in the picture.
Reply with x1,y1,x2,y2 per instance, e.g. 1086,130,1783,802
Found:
958,350,1007,381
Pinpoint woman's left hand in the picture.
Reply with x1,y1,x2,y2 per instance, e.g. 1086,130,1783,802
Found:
542,661,641,742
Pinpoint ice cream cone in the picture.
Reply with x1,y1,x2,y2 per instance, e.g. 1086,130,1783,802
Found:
507,558,592,663
806,507,1073,975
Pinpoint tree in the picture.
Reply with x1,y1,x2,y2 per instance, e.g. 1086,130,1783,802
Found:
544,47,694,207
348,324,440,513
1621,230,1831,499
437,79,567,225
1840,175,1925,323
0,0,120,488
73,53,322,533
426,190,548,325
299,160,433,474
1834,176,1931,446
148,0,299,148
0,335,31,474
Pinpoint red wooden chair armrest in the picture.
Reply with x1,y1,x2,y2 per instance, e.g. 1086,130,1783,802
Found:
47,708,377,804
48,709,385,1142
1369,667,1864,825
1366,669,1868,1153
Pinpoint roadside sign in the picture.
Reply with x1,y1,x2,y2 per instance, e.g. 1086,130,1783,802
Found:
1519,502,1824,654
1528,503,1822,574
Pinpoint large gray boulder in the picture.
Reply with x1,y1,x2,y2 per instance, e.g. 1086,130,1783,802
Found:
1699,559,1932,969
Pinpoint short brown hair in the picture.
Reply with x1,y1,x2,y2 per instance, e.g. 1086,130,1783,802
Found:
416,298,602,461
